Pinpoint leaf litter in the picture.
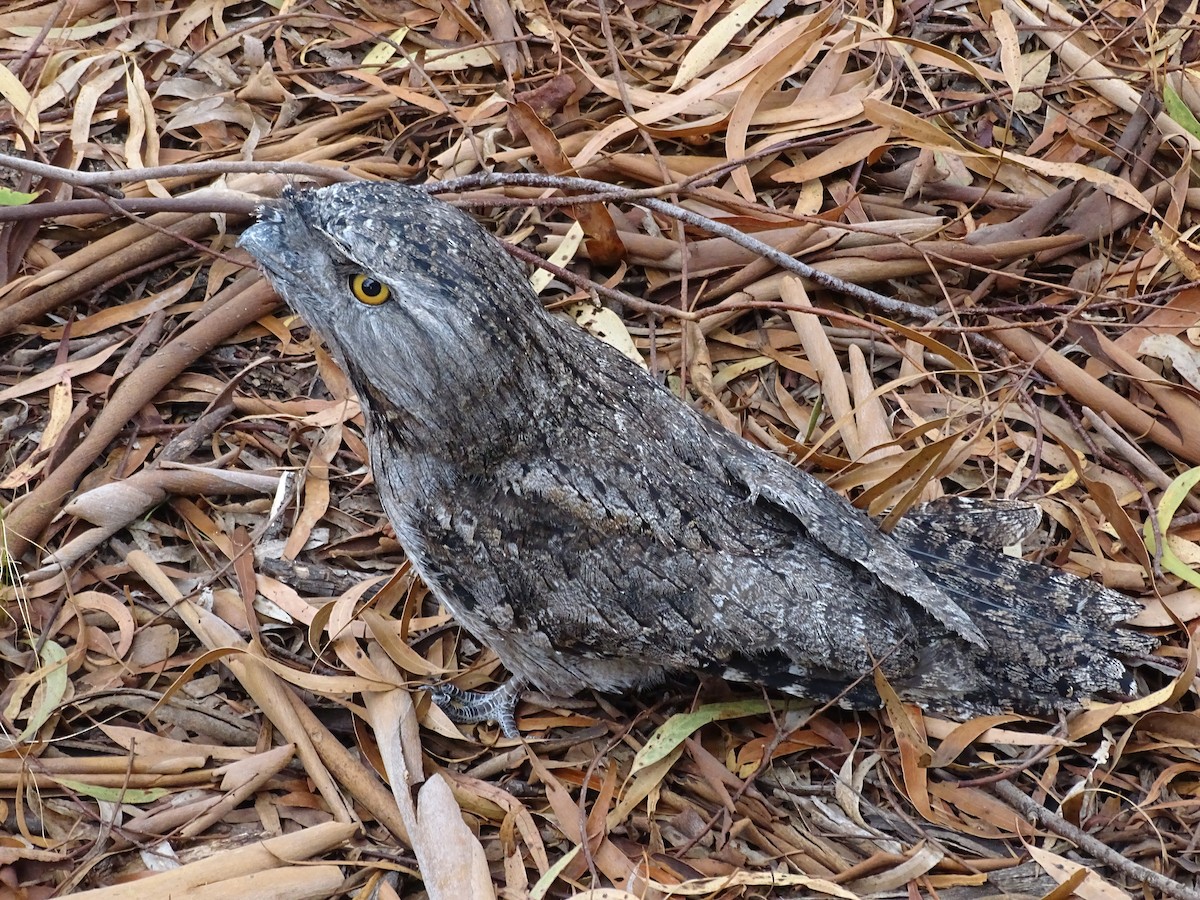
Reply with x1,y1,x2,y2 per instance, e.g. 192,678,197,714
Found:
1,0,1199,897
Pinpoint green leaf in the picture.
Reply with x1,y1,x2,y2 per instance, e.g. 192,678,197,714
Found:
52,778,169,804
1164,83,1200,141
0,187,39,206
12,641,69,742
1144,466,1200,588
529,845,579,900
805,394,824,443
630,699,803,776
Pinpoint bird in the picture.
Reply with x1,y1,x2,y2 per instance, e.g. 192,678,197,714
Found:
239,180,1155,737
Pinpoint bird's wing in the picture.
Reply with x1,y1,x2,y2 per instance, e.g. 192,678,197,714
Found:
902,496,1041,547
697,415,988,647
406,434,922,691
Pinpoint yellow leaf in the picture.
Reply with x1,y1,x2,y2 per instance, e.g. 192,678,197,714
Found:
1026,845,1131,900
363,26,408,70
532,220,583,294
670,0,775,91
0,62,38,135
990,9,1023,100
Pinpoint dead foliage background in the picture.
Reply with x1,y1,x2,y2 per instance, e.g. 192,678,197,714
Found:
1,0,1199,897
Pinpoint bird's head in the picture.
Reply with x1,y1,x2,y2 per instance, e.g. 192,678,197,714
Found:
239,181,555,428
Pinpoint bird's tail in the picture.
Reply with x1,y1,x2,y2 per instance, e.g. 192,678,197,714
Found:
889,497,1156,716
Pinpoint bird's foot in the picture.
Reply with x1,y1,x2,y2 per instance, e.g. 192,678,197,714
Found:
427,678,527,738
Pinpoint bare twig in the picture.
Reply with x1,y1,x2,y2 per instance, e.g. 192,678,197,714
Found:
433,171,1010,357
0,195,258,220
0,152,357,187
991,779,1198,900
0,156,1009,355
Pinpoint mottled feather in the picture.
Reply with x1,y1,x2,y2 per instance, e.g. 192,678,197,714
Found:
240,182,1154,719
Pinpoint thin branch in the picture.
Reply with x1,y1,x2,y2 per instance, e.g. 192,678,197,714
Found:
0,153,358,187
0,158,1012,355
432,171,1010,357
0,195,258,220
991,779,1199,900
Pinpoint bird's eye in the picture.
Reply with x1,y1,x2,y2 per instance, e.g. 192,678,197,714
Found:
349,273,391,305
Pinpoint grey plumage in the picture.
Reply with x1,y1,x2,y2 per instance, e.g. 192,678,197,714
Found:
239,181,1154,726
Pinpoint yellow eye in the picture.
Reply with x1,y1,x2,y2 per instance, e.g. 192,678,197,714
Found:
349,273,391,305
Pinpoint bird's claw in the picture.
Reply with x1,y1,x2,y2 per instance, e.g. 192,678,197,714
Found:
427,678,526,738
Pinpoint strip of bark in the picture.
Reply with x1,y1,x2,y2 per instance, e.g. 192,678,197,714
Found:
988,316,1195,463
0,212,222,337
3,276,279,561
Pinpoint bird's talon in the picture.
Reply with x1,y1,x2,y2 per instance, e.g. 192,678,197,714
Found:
426,679,526,738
